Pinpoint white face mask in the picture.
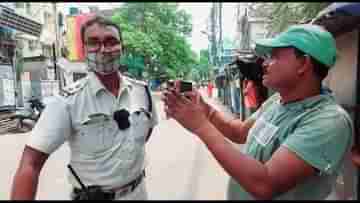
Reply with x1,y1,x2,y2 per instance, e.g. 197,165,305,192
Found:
86,52,121,75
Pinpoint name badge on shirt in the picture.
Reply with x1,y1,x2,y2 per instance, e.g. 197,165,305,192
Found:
251,117,279,146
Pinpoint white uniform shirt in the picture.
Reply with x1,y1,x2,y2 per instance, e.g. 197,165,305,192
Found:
27,71,158,199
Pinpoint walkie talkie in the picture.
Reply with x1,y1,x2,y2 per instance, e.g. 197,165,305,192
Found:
68,164,112,200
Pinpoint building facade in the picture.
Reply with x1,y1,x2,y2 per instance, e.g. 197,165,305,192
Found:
12,2,63,58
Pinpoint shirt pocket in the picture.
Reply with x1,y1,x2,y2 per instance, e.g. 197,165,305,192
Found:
250,117,279,147
74,116,116,155
102,119,121,149
130,109,152,145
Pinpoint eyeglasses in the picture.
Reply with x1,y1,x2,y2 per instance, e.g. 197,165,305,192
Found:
85,38,121,52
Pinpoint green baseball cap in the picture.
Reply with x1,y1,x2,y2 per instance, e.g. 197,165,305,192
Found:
254,24,337,68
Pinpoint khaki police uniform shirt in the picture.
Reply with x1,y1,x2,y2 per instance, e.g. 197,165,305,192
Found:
27,71,158,199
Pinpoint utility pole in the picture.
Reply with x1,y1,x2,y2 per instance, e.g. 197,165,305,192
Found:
210,3,217,67
239,7,250,51
53,3,60,58
218,2,223,68
239,6,250,121
14,42,24,107
235,3,242,49
53,2,62,90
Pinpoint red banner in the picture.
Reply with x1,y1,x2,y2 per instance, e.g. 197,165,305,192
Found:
67,13,95,61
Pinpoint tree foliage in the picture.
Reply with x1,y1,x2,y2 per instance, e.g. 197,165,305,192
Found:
119,54,144,79
111,3,196,80
190,49,211,82
248,3,330,35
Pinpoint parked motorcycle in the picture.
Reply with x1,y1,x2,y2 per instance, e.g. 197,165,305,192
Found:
9,97,46,133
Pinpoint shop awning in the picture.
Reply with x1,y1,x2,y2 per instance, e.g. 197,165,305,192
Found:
312,3,360,37
316,3,360,18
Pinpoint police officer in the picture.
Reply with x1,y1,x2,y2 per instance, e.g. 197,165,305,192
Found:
11,16,158,200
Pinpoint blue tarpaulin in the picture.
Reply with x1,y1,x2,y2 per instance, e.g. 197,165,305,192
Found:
317,3,360,17
312,3,360,37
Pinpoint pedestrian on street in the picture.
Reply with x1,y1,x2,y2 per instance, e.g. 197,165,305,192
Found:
243,78,260,113
163,24,353,200
207,81,214,98
11,16,158,200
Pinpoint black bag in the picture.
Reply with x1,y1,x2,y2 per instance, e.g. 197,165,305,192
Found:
73,185,115,200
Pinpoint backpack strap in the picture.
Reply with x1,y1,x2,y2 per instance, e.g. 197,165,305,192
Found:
144,85,153,142
144,85,152,113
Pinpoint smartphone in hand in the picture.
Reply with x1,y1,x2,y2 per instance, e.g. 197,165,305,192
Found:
178,81,193,93
167,80,193,93
164,80,193,119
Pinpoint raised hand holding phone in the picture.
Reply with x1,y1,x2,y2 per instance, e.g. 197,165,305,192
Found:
163,80,193,119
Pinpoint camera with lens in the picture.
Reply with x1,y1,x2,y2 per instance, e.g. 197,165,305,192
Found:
229,55,264,85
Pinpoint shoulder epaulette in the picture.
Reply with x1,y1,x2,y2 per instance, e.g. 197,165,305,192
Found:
60,77,88,97
126,76,148,87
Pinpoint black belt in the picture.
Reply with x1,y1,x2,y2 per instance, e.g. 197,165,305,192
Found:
73,170,145,199
110,170,146,194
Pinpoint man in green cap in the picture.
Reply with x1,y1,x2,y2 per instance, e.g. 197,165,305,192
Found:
162,24,353,200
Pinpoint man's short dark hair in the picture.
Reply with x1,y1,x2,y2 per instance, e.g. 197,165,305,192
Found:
80,15,123,45
293,47,329,81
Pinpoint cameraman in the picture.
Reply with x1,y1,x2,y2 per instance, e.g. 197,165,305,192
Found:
162,24,353,200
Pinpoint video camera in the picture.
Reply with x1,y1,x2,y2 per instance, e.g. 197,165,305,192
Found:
229,55,264,84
